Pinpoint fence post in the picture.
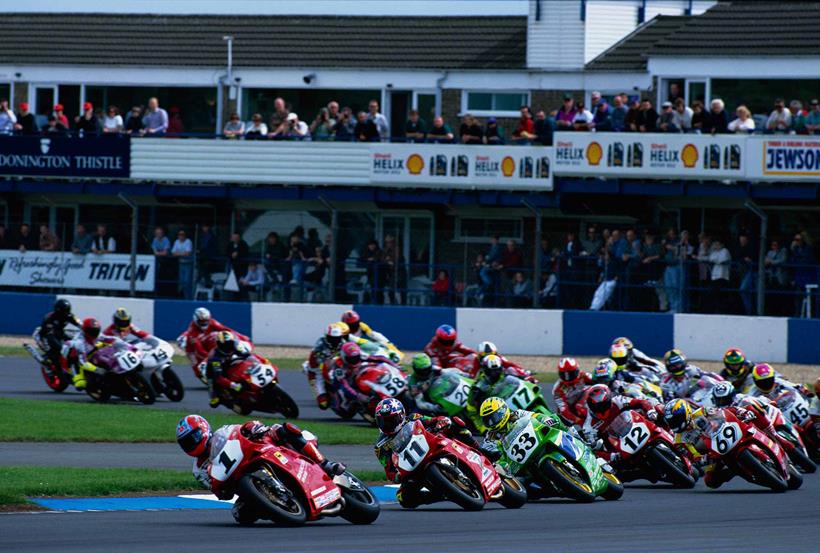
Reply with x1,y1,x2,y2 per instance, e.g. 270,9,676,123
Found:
118,193,138,297
318,196,338,303
745,201,768,315
522,199,542,308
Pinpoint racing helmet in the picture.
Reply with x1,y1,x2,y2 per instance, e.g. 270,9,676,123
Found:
340,342,362,368
814,377,820,397
477,341,498,359
711,381,736,408
54,298,72,316
586,384,612,416
592,358,617,384
375,398,405,435
193,307,211,330
82,317,101,341
480,397,511,432
609,343,629,368
751,363,776,393
324,323,345,349
722,348,747,378
663,348,687,378
612,336,634,352
663,399,692,432
482,354,504,384
176,414,211,457
113,307,131,329
557,357,580,383
435,324,457,347
341,310,360,333
215,330,236,355
411,353,434,380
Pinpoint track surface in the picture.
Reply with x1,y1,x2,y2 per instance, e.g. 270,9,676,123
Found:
2,475,818,553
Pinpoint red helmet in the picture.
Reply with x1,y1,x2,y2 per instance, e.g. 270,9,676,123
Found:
82,317,101,341
176,414,211,457
340,342,362,368
435,324,457,347
586,384,612,417
557,357,580,383
341,310,360,333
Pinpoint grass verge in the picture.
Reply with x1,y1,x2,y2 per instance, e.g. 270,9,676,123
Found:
0,398,377,445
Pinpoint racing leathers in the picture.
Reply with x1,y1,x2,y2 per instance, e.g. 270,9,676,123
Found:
38,310,82,369
303,336,343,408
660,365,724,402
748,376,809,402
423,338,475,369
375,414,477,508
327,355,369,412
407,364,446,414
66,332,122,387
552,371,595,426
719,361,755,393
102,323,150,343
581,396,658,463
182,319,250,370
467,354,533,381
205,343,252,406
350,321,401,360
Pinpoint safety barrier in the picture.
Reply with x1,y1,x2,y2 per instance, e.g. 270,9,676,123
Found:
1,291,816,363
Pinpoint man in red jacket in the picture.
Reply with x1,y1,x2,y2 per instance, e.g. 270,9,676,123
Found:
182,307,250,378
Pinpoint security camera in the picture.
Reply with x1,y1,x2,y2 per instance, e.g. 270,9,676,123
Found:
303,73,316,85
234,77,242,83
14,72,21,78
386,83,394,89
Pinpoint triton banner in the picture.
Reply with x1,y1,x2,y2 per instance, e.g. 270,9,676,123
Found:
0,135,130,178
0,251,155,291
746,136,820,181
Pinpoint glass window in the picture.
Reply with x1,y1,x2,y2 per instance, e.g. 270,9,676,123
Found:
465,92,529,114
456,217,523,241
467,92,493,111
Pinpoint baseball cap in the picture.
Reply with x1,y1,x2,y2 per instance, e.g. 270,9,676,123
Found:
54,103,64,111
812,99,819,106
19,102,29,110
83,102,93,110
487,116,497,124
287,112,298,121
662,101,673,108
563,94,573,101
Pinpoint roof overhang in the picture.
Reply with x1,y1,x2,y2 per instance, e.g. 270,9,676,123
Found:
648,56,820,79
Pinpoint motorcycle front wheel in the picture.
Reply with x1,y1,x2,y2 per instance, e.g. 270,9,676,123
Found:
238,469,307,526
268,384,299,419
647,444,696,488
425,461,485,511
737,449,788,492
497,476,528,508
777,429,816,473
40,364,71,392
337,472,380,524
538,456,596,502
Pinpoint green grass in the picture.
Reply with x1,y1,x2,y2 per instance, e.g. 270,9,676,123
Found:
0,398,377,445
0,345,28,357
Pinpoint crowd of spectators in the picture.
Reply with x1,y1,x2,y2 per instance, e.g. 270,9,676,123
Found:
0,222,117,255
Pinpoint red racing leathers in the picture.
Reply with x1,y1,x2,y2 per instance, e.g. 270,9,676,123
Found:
184,319,250,367
581,395,658,462
423,338,475,368
552,371,595,425
103,323,150,342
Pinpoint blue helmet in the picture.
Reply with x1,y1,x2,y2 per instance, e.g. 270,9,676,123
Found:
375,398,405,435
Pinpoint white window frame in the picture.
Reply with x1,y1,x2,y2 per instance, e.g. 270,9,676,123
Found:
460,90,531,118
453,215,525,243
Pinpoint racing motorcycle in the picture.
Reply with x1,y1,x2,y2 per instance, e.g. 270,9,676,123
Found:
209,425,379,526
353,362,412,424
422,369,475,417
134,336,185,402
358,340,402,366
438,351,478,375
599,410,697,488
775,389,820,463
469,375,551,432
390,417,527,511
177,330,254,385
216,356,299,418
83,341,156,404
702,408,802,492
495,411,623,502
23,326,74,392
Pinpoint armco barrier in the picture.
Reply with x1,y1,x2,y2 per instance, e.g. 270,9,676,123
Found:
354,304,456,350
58,295,154,333
563,311,673,358
252,302,352,347
457,308,562,355
787,319,820,364
153,299,251,342
674,314,789,364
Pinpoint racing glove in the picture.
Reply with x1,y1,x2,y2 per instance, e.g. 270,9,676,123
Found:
241,422,271,440
321,459,346,476
736,408,756,423
646,410,658,421
432,417,452,433
229,381,243,393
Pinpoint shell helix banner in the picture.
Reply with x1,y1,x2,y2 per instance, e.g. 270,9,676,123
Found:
369,144,553,191
551,132,746,179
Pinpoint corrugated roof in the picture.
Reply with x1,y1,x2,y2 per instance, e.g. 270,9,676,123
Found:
0,14,526,69
585,15,691,72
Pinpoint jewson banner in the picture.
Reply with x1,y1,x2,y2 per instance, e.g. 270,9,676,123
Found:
0,251,155,291
746,136,820,181
369,144,553,191
552,132,745,179
0,135,130,178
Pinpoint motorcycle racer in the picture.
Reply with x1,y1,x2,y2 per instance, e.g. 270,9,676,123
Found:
660,348,723,401
38,298,82,374
720,347,755,392
176,414,345,523
66,317,121,389
468,354,534,412
303,323,347,409
102,307,151,342
612,337,664,372
341,310,401,360
748,363,811,401
407,353,445,414
468,341,533,381
373,398,478,508
591,358,637,391
609,343,662,383
552,357,595,426
328,342,371,407
478,397,573,461
423,324,475,368
182,307,250,370
205,331,252,408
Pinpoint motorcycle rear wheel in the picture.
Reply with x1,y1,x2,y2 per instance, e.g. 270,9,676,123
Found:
777,430,816,473
125,372,156,405
238,470,307,526
40,365,70,392
337,472,380,524
737,449,787,492
160,368,185,402
497,476,528,508
538,457,596,502
268,385,299,419
647,444,696,488
425,461,485,511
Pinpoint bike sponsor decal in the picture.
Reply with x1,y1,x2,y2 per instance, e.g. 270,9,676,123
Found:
314,487,341,509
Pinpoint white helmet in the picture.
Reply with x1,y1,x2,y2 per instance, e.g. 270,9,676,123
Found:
193,307,211,330
477,341,498,358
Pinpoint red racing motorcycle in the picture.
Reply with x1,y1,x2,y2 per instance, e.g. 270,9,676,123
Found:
209,425,379,526
216,356,299,418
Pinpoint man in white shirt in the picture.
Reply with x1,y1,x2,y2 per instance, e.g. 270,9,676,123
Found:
92,225,116,254
705,239,731,313
172,229,194,299
367,100,389,140
0,98,17,134
287,113,310,140
766,98,792,133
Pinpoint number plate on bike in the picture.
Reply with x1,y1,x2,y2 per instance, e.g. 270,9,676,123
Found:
210,439,244,481
618,421,650,454
502,421,538,464
710,422,741,455
115,351,141,371
396,433,430,472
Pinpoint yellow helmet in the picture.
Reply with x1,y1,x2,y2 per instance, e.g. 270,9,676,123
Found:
336,322,351,339
480,397,510,431
609,343,629,368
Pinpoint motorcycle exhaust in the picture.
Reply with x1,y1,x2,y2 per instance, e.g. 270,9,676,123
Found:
23,343,44,363
319,501,344,516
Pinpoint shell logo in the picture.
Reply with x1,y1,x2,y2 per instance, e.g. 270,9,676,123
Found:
681,144,698,168
586,142,603,166
406,153,424,175
501,156,515,177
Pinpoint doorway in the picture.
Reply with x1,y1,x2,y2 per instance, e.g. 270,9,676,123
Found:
32,85,58,117
388,90,411,141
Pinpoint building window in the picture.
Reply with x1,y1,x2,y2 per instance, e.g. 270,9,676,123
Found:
462,91,530,117
455,216,523,242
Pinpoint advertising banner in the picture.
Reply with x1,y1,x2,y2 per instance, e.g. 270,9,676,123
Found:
551,132,745,179
0,135,130,178
746,136,820,181
0,251,155,291
369,144,553,191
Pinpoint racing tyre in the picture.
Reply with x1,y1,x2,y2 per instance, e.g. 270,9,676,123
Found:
776,429,816,473
498,476,528,508
787,465,803,490
425,461,486,511
269,385,299,419
337,472,380,524
85,375,111,403
40,365,71,392
600,472,624,501
238,469,307,526
647,444,696,488
160,368,185,402
538,457,596,502
737,449,787,493
126,372,156,405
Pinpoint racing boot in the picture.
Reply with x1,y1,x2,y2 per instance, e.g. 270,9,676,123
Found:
396,483,437,509
231,499,258,526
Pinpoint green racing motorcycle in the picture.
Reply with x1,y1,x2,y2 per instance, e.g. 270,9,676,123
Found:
469,375,551,432
425,369,475,417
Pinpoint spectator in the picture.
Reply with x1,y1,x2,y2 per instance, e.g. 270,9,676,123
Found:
727,105,755,134
705,239,731,314
766,99,792,134
268,97,290,138
592,102,612,132
641,233,665,311
223,112,245,138
559,231,581,308
367,100,389,140
581,226,603,256
480,235,503,304
427,116,454,143
286,112,310,140
141,97,168,136
167,106,185,136
71,224,92,254
634,99,658,132
101,106,124,134
43,115,68,136
694,233,712,312
704,99,729,134
511,271,533,308
327,101,340,127
512,106,535,144
790,100,807,134
533,109,554,145
196,224,218,286
239,262,266,300
0,98,17,134
806,99,820,134
590,248,618,310
361,239,383,303
609,95,628,132
0,224,8,249
501,239,523,281
657,101,679,132
668,82,683,103
590,91,603,112
92,224,116,254
16,223,38,252
306,228,322,252
672,98,693,132
151,227,171,256
764,239,789,290
484,117,504,144
228,232,250,280
555,95,576,130
571,101,594,131
459,113,483,144
38,225,59,251
263,231,287,281
735,233,757,315
335,107,355,141
662,228,682,312
309,107,333,140
790,232,815,314
431,269,451,306
244,113,268,139
286,234,308,285
303,246,328,290
125,106,143,135
625,98,641,131
405,109,427,142
13,102,37,135
354,111,380,142
690,101,706,133
172,229,194,299
53,104,69,128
